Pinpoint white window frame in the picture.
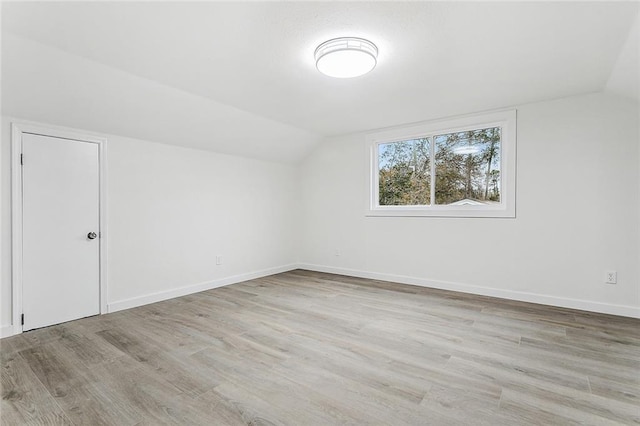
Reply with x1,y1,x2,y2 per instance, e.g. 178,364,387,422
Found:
366,109,516,218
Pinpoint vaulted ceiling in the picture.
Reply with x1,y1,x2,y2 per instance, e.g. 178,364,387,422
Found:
2,2,638,162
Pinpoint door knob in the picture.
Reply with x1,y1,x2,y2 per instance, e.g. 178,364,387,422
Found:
87,232,97,240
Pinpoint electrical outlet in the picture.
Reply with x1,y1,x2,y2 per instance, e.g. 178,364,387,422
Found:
605,270,617,284
335,249,341,257
216,255,223,266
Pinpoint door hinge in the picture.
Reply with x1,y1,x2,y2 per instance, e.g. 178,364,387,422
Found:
21,314,24,325
20,154,23,165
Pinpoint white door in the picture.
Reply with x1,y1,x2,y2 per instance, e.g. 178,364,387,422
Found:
22,133,100,331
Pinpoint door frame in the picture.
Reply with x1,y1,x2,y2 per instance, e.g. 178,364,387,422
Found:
11,121,108,335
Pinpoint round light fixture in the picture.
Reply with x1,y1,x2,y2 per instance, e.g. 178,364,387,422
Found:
314,37,378,78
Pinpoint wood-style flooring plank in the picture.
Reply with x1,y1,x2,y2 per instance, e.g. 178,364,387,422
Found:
2,269,639,425
0,351,67,424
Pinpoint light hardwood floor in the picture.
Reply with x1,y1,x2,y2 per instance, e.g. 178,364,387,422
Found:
1,270,639,425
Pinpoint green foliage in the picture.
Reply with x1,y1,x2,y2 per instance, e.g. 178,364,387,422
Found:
378,139,430,205
378,128,501,206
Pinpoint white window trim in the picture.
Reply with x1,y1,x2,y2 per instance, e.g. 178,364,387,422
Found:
366,109,516,218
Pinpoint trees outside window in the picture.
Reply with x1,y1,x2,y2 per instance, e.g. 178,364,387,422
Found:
368,110,515,217
433,127,500,205
378,138,430,206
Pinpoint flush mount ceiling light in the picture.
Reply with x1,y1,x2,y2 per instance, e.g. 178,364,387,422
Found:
314,37,378,78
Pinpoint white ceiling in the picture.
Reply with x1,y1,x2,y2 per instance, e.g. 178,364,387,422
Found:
2,1,638,162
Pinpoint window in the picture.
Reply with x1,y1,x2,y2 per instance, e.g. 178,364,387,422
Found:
367,110,516,217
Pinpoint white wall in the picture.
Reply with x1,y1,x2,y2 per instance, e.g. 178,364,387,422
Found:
106,133,298,307
1,117,299,333
2,91,638,337
298,92,640,317
606,13,640,103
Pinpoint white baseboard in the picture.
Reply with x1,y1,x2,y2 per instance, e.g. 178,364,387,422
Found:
297,263,640,319
3,262,636,341
1,325,17,339
107,264,298,313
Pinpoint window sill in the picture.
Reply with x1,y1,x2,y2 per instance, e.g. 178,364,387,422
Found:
366,206,515,218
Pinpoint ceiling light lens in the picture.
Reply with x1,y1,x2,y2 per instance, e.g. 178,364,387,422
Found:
315,37,378,78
